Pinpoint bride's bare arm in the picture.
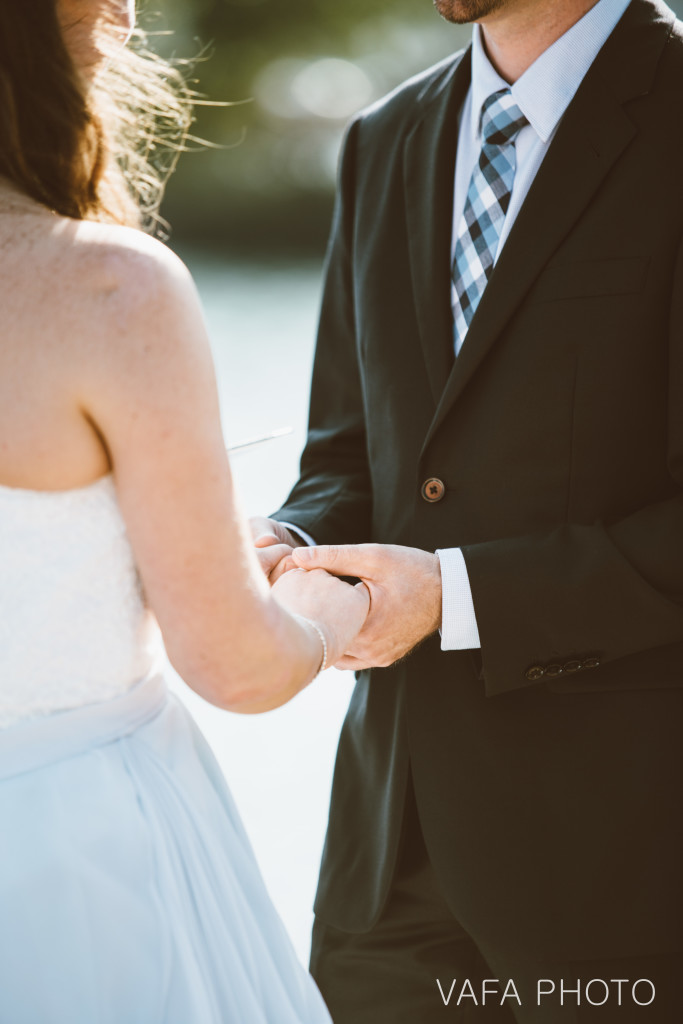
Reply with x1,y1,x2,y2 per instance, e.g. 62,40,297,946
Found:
75,226,367,713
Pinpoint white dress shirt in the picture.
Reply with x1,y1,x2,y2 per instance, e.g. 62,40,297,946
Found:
437,0,632,650
285,0,632,650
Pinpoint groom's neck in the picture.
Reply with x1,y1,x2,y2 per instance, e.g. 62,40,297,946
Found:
478,0,599,83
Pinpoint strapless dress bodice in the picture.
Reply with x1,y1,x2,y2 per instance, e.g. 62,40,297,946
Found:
0,474,162,729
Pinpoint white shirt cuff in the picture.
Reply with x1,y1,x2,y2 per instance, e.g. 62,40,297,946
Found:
279,522,317,547
436,547,481,650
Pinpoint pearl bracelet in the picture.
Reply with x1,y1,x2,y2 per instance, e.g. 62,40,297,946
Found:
295,616,328,678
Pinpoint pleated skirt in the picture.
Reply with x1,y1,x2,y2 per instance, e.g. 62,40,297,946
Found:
0,675,331,1024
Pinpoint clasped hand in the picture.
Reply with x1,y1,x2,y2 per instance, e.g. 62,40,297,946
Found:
249,519,443,670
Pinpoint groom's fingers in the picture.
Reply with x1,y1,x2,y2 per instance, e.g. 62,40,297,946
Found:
335,654,372,671
293,543,379,579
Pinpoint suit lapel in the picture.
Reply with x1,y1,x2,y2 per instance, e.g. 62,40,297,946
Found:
419,0,674,454
403,50,472,406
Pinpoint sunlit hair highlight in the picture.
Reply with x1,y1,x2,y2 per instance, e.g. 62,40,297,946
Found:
0,2,194,234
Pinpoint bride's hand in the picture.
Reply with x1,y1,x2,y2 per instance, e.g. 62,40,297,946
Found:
272,567,370,667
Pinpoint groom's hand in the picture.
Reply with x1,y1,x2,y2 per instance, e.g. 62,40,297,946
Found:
292,543,442,669
249,517,305,582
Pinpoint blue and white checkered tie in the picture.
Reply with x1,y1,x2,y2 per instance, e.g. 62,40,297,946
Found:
452,89,528,354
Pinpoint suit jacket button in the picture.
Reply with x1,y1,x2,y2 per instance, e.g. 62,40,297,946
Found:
563,660,582,673
583,657,601,670
525,665,545,681
545,663,563,678
421,478,446,503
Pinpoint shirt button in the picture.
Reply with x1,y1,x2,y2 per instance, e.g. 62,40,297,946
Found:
525,665,546,682
421,478,446,503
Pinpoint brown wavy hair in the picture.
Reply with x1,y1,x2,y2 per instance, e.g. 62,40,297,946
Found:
0,2,193,233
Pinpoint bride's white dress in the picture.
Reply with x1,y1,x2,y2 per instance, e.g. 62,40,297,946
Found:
0,474,331,1023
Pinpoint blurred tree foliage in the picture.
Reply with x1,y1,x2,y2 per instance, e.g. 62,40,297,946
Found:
147,0,683,256
147,0,468,254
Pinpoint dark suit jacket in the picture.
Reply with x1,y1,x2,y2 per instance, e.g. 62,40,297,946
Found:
275,0,683,961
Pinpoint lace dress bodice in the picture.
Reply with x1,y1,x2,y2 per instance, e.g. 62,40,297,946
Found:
0,474,162,730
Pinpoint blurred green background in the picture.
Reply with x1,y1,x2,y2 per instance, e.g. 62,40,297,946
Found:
146,0,471,255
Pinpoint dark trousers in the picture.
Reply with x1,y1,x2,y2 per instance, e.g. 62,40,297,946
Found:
310,774,682,1023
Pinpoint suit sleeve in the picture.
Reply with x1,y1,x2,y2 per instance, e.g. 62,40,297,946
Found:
272,120,373,546
462,238,683,697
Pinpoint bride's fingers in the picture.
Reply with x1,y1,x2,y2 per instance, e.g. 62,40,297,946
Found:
254,543,293,579
267,554,298,583
271,555,298,580
249,515,278,541
253,532,281,548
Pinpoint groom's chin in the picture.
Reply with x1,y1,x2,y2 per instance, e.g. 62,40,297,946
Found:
433,0,506,24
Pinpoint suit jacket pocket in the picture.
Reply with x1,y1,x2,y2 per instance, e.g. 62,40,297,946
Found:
531,257,649,304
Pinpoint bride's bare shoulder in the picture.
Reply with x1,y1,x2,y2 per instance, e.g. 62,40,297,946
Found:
57,222,215,410
0,207,210,404
66,220,193,309
54,220,206,364
1,211,197,340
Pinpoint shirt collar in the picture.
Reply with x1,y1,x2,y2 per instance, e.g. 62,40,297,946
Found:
470,0,633,144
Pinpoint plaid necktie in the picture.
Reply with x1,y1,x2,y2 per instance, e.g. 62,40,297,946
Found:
452,89,528,354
